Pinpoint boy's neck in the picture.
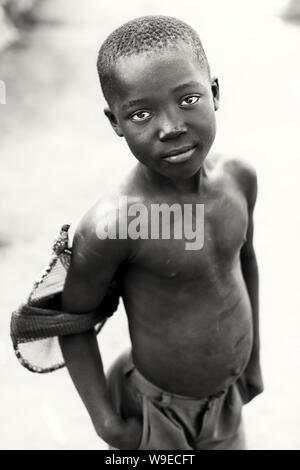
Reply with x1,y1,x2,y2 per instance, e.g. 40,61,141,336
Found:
139,163,207,195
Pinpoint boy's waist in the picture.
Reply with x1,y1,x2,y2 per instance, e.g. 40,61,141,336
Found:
124,351,226,408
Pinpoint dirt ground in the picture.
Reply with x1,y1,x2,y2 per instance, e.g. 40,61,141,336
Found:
0,0,299,449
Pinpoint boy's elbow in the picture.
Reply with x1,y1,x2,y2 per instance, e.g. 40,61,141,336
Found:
240,243,257,270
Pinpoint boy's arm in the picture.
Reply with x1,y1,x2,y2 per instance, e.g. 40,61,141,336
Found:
59,211,142,449
239,165,264,403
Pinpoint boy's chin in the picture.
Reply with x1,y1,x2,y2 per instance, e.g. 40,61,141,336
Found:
154,163,204,180
161,157,206,179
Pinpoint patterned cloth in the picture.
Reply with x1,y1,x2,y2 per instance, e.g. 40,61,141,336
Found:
10,225,119,373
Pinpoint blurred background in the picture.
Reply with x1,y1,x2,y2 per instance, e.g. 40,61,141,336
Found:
0,0,300,450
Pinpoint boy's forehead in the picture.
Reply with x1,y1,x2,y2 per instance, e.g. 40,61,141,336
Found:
110,47,208,100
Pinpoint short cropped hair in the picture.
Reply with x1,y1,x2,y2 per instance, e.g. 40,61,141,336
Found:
97,15,210,106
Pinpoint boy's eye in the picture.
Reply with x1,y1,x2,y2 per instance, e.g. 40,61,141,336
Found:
180,95,200,107
130,111,151,122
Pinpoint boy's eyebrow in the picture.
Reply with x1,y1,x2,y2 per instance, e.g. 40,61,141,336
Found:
121,99,147,111
121,82,203,111
172,81,202,93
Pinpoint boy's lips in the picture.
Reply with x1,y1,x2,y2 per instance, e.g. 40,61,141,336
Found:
161,145,197,163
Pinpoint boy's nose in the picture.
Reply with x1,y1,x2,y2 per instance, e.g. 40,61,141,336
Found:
158,113,187,141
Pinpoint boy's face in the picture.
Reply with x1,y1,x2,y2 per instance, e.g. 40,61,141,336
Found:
105,45,219,180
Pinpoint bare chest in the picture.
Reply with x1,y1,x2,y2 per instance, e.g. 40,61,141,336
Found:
128,187,248,282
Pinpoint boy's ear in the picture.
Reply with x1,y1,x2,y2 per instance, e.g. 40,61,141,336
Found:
211,77,220,111
104,108,124,137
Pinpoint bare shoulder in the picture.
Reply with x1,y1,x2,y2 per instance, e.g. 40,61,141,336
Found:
63,167,145,311
73,165,145,264
63,195,129,312
214,153,257,208
74,198,127,265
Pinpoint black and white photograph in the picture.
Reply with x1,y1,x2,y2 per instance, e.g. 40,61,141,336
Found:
1,0,300,451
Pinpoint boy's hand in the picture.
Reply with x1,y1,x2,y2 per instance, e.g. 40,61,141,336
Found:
99,414,143,450
244,356,264,393
237,353,264,404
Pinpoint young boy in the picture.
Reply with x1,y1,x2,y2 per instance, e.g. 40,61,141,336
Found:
59,15,263,450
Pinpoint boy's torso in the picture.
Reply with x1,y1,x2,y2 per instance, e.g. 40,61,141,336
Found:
106,154,252,398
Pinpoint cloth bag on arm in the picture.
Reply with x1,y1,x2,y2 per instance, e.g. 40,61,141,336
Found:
10,224,120,373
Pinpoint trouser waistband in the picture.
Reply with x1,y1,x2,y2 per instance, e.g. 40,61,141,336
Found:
127,353,226,408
